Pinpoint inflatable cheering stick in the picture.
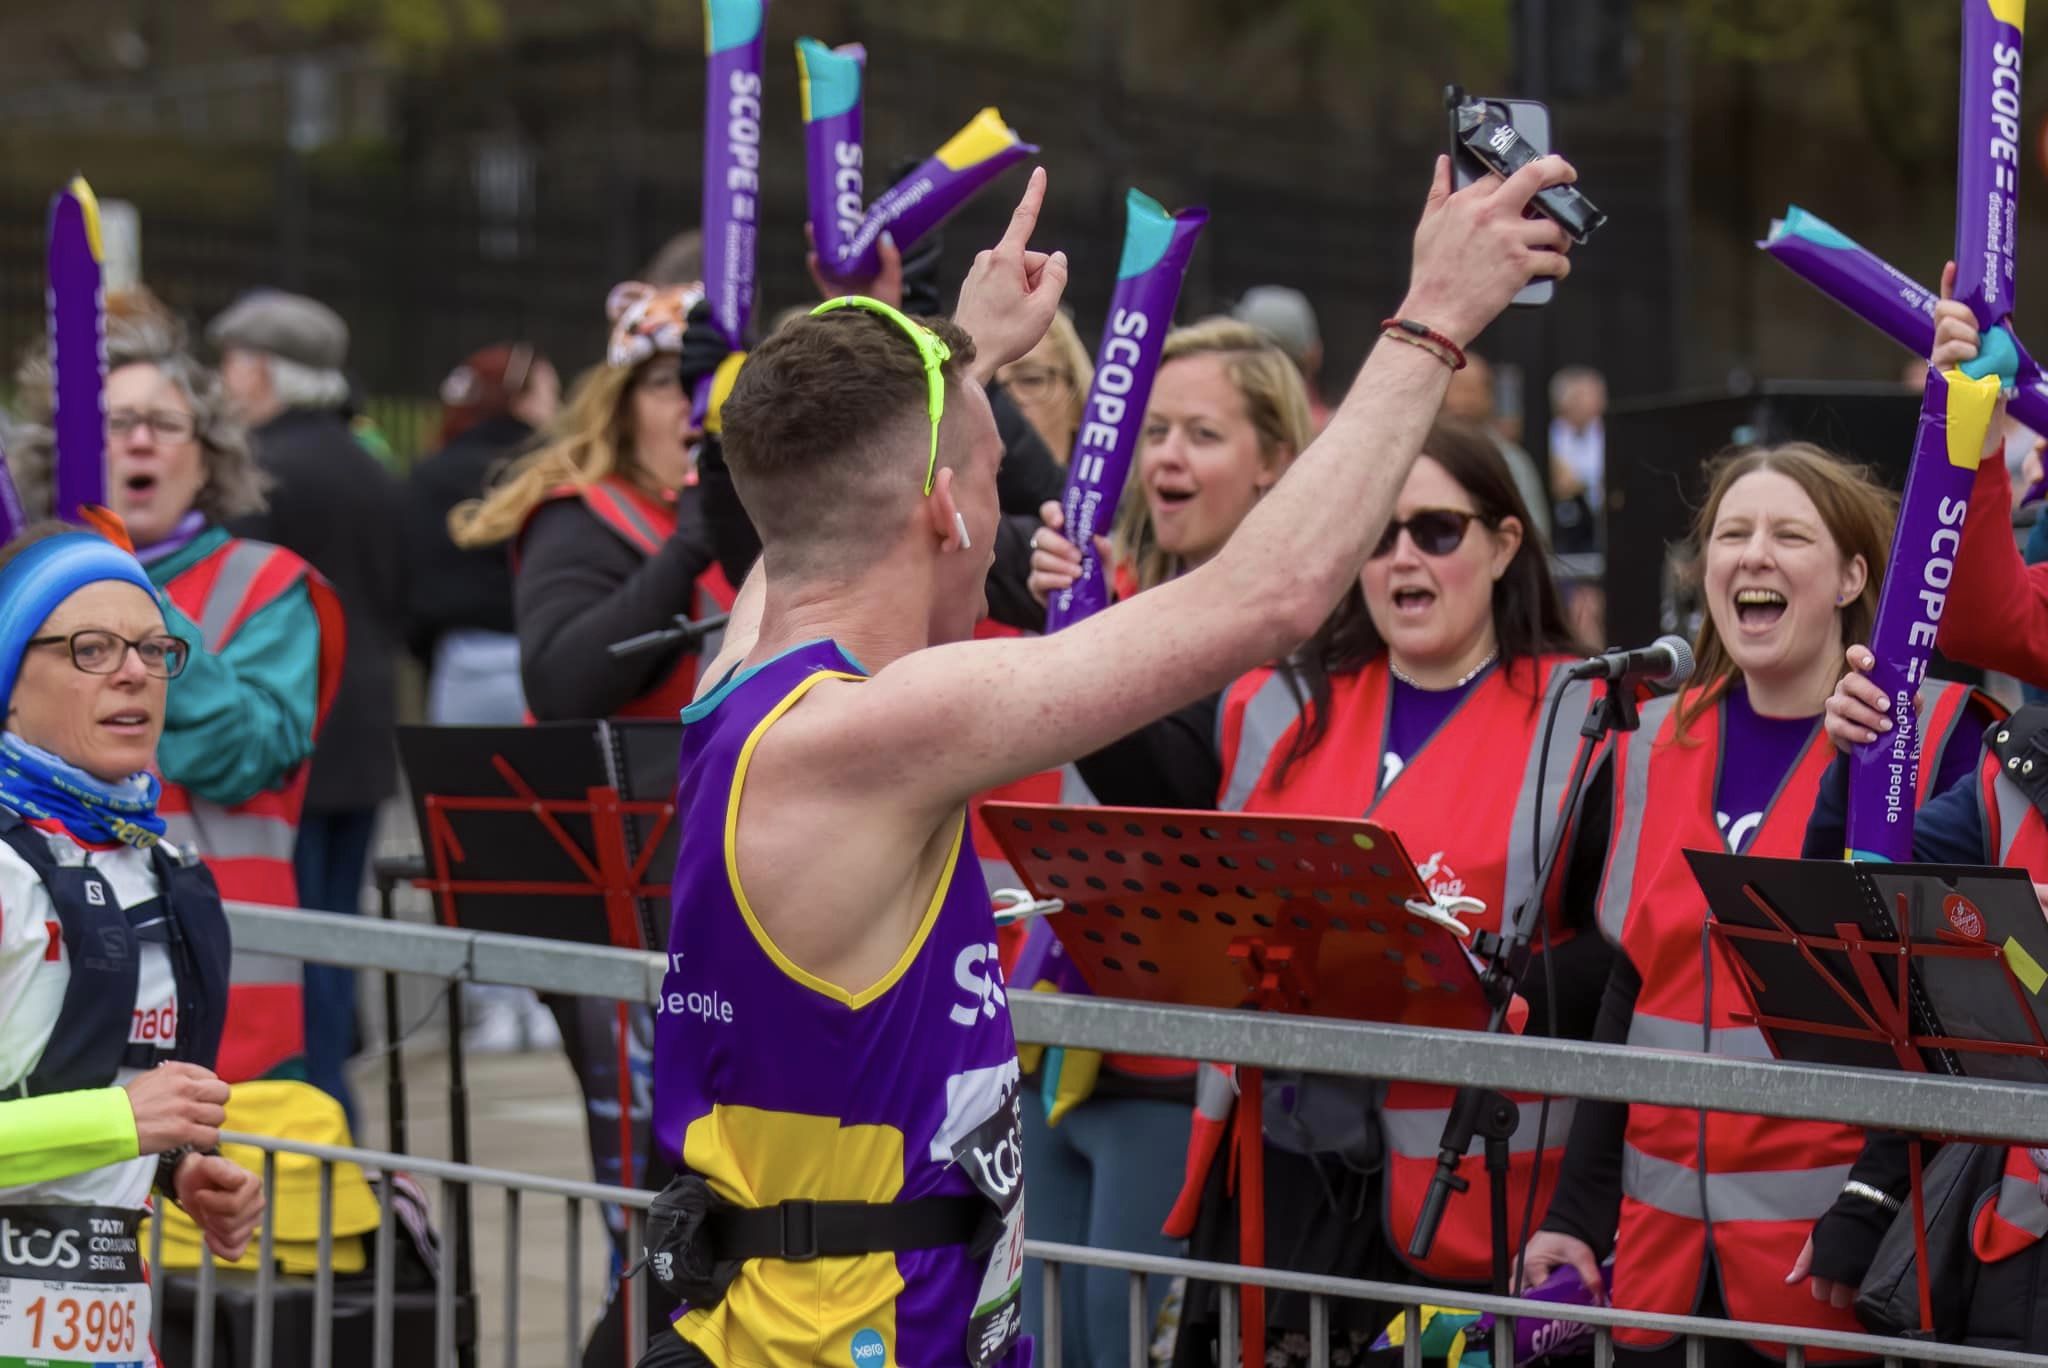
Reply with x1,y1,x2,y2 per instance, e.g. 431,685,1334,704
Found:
1043,190,1209,632
47,176,107,524
696,0,767,426
1844,0,2022,861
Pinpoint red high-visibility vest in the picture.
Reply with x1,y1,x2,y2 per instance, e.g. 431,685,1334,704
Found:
523,477,733,720
1597,678,1982,1354
1213,654,1596,1283
158,536,345,1083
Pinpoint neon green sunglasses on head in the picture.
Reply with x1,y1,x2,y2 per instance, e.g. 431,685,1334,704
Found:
810,295,951,496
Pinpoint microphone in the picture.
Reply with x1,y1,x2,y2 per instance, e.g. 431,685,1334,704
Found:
1565,634,1695,686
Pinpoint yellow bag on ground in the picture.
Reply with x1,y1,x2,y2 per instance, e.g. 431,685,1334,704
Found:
145,1080,382,1275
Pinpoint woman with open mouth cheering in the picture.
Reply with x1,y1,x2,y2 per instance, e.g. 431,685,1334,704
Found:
1522,444,2001,1366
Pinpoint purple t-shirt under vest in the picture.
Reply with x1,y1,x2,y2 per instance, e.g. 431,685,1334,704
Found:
1714,686,1823,853
655,639,1027,1367
1379,667,1490,795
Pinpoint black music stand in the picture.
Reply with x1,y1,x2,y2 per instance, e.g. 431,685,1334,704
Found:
396,722,682,1367
1688,852,2048,1331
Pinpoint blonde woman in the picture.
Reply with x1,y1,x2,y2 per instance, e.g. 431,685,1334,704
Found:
452,282,733,721
1029,317,1311,605
996,309,1093,464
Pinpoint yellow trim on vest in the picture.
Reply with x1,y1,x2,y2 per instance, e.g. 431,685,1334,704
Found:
725,669,965,1008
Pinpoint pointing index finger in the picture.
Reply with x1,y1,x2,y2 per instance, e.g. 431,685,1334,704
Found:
997,167,1048,255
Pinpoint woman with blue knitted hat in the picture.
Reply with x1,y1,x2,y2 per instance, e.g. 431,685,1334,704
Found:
0,522,263,1360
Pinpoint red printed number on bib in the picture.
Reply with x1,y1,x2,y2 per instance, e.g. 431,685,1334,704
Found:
129,1001,177,1046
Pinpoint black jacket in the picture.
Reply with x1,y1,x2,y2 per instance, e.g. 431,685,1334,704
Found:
229,408,404,812
514,490,718,720
401,415,534,658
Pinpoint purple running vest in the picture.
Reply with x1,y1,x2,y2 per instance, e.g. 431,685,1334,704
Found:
655,639,1027,1368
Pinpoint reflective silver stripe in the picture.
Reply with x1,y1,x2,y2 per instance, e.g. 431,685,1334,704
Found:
195,541,279,653
1056,764,1099,806
1994,767,2033,867
1621,1142,1848,1222
1217,673,1302,812
1597,692,1679,945
608,493,663,549
161,804,297,863
1626,1012,1774,1060
230,948,302,988
1502,666,1594,921
1380,1097,1578,1159
1992,1173,2048,1239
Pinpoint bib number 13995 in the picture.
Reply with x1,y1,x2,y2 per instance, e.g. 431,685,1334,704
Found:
0,1286,148,1365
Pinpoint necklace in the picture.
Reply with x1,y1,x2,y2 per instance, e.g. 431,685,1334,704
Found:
1390,649,1497,691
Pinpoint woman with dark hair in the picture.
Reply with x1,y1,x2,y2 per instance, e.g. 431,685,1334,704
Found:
1038,421,1614,1364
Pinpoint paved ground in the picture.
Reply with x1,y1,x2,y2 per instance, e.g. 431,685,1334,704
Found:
350,1030,631,1367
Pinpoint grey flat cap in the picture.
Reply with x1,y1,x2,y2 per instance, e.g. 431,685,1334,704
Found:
207,290,350,370
1233,285,1321,366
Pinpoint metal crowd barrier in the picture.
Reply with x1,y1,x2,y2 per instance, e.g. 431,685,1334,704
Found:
206,902,2048,1368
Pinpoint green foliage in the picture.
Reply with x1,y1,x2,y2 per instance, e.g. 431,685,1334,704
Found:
214,0,505,59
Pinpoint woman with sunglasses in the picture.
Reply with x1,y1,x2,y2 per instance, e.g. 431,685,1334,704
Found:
0,522,266,1359
452,282,735,721
11,294,344,1091
1115,422,1611,1367
1520,444,2000,1366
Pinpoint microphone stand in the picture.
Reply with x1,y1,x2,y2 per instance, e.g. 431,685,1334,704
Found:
1406,676,1643,1294
607,612,732,661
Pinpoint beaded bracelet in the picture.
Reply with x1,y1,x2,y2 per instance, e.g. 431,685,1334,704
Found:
1379,317,1469,371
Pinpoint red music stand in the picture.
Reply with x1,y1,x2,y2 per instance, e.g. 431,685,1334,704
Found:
984,802,1495,1365
399,722,681,1368
1688,851,2048,1334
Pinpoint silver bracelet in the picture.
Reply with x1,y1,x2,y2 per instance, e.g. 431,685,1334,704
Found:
1841,1179,1902,1213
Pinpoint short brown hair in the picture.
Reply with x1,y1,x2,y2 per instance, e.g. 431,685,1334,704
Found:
721,309,978,576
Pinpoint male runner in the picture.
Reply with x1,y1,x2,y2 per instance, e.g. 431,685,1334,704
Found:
646,156,1577,1368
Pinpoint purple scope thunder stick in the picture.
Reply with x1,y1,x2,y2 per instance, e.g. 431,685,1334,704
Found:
47,176,108,523
1760,209,2048,435
836,108,1038,272
694,0,767,426
1042,190,1208,631
1842,0,2021,862
796,38,875,282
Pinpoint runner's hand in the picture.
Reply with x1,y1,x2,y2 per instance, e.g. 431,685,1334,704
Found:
174,1153,264,1262
954,168,1070,380
124,1062,228,1155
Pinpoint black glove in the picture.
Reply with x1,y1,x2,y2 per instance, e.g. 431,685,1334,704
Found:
680,299,736,391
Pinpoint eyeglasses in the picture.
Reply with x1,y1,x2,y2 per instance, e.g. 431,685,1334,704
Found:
810,295,951,496
1370,508,1486,559
26,630,191,680
107,409,196,442
1002,363,1069,402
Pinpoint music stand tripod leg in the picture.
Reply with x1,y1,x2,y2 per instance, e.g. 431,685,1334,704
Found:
1236,1066,1267,1367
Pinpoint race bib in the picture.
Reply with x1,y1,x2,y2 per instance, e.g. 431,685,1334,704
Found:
0,1207,149,1368
955,1092,1026,1368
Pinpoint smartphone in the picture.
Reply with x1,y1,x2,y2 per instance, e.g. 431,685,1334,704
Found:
1446,87,1554,307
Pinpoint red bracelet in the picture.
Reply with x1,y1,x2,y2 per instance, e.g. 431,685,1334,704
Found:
1379,317,1468,371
